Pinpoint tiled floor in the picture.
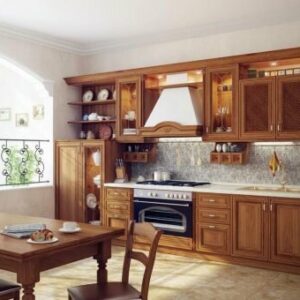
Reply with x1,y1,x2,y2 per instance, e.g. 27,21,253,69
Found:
2,246,300,299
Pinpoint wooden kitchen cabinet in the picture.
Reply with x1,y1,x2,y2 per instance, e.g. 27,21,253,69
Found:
55,140,117,223
196,193,231,255
276,75,300,140
232,196,269,260
104,187,133,240
204,65,239,141
239,78,276,140
55,141,84,222
116,76,143,142
239,75,300,141
270,198,300,266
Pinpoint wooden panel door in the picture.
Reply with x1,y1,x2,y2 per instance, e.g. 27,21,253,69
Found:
232,196,269,260
270,198,300,266
277,75,300,140
204,65,239,141
196,223,231,255
55,141,84,222
239,78,275,140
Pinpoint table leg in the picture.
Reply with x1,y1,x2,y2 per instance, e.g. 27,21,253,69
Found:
17,261,39,300
22,283,36,300
94,240,112,283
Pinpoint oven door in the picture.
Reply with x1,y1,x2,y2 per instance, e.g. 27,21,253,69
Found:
134,198,192,237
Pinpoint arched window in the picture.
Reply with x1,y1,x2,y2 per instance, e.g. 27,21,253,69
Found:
0,56,53,189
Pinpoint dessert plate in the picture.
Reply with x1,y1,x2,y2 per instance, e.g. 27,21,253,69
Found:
58,227,81,233
27,237,58,244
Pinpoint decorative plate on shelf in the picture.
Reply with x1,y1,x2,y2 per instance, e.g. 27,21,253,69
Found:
82,90,94,102
99,125,113,140
86,193,97,209
97,89,109,101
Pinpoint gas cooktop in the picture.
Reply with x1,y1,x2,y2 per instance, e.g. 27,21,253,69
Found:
136,180,210,187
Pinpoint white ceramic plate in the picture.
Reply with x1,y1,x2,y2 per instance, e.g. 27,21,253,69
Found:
58,227,81,233
97,89,109,101
82,90,94,102
27,237,58,244
86,193,97,209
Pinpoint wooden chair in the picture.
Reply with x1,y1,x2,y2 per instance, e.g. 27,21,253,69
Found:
0,279,20,300
68,221,162,300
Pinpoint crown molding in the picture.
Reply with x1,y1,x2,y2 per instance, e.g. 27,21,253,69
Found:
0,17,298,56
0,24,85,55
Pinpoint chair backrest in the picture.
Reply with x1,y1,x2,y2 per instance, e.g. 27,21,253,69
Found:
122,221,162,300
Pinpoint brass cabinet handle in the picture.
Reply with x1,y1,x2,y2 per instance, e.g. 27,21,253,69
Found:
208,214,216,218
208,199,216,203
208,225,216,229
270,124,273,131
262,203,266,211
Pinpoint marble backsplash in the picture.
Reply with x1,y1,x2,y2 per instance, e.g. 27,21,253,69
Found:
131,142,300,185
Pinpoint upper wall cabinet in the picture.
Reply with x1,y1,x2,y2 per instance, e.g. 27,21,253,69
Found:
239,59,300,141
116,76,143,142
239,77,276,140
204,65,239,141
277,75,300,140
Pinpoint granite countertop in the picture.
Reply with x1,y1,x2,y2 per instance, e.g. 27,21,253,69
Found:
104,182,300,199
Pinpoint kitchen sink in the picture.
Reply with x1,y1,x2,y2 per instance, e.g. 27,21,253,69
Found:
239,186,300,193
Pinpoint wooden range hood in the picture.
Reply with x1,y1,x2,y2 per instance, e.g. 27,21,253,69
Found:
140,73,204,137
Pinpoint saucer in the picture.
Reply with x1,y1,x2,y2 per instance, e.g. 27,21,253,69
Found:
27,237,58,244
58,227,81,233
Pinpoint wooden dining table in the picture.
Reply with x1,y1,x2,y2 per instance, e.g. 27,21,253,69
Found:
0,213,124,300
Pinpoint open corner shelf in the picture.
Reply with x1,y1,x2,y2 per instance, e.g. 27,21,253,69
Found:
68,100,116,106
68,120,116,125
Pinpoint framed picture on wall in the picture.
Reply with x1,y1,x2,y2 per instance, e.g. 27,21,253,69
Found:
0,108,11,121
16,113,29,127
33,104,44,120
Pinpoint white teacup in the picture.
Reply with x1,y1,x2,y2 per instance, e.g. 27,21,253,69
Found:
62,221,77,231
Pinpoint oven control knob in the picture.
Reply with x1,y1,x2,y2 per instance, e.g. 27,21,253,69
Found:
154,193,158,197
148,192,152,197
172,194,175,198
180,194,184,199
176,194,180,199
184,194,189,200
165,193,169,198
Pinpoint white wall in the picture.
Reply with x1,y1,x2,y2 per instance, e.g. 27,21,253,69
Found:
0,35,82,218
83,21,300,73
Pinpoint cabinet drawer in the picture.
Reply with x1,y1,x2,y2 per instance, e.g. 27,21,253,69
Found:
106,213,129,240
197,208,231,224
196,223,231,255
106,188,131,200
107,200,131,214
197,194,231,209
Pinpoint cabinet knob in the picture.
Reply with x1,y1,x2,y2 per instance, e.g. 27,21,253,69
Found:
262,203,266,211
277,124,281,131
206,126,209,133
270,124,273,131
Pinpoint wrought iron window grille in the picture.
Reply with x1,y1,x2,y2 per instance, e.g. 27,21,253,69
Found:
0,139,50,186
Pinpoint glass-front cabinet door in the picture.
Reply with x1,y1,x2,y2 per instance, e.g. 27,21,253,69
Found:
82,141,103,224
116,76,142,141
204,65,238,140
277,75,300,140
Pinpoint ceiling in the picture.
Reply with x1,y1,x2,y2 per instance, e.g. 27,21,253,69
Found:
0,0,299,54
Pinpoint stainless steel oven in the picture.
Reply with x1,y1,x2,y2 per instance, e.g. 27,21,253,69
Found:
134,189,193,237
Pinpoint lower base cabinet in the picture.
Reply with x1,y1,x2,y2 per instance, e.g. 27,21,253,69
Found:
196,223,231,255
104,188,133,240
232,196,269,260
271,198,300,266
